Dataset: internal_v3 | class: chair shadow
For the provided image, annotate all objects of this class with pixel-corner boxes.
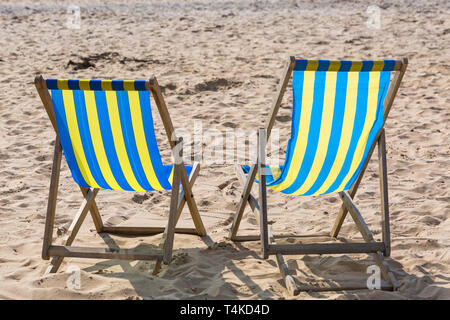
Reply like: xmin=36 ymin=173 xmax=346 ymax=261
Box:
xmin=268 ymin=249 xmax=449 ymax=298
xmin=80 ymin=232 xmax=275 ymax=299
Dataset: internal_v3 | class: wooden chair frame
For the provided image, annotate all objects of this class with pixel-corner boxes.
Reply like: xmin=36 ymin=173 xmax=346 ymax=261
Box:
xmin=229 ymin=56 xmax=408 ymax=294
xmin=35 ymin=75 xmax=207 ymax=275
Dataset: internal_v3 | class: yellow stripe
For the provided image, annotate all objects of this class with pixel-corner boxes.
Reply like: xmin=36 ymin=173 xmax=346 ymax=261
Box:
xmin=372 ymin=61 xmax=385 ymax=71
xmin=255 ymin=165 xmax=281 ymax=182
xmin=291 ymin=72 xmax=337 ymax=195
xmin=128 ymin=91 xmax=164 ymax=190
xmin=101 ymin=80 xmax=112 ymax=91
xmin=57 ymin=79 xmax=69 ymax=90
xmin=311 ymin=72 xmax=359 ymax=196
xmin=79 ymin=80 xmax=90 ymax=90
xmin=168 ymin=166 xmax=174 ymax=185
xmin=105 ymin=91 xmax=145 ymax=191
xmin=61 ymin=90 xmax=100 ymax=188
xmin=328 ymin=61 xmax=341 ymax=71
xmin=350 ymin=61 xmax=363 ymax=72
xmin=271 ymin=71 xmax=316 ymax=191
xmin=305 ymin=60 xmax=319 ymax=71
xmin=333 ymin=72 xmax=381 ymax=192
xmin=271 ymin=166 xmax=282 ymax=180
xmin=84 ymin=91 xmax=122 ymax=190
xmin=123 ymin=81 xmax=135 ymax=91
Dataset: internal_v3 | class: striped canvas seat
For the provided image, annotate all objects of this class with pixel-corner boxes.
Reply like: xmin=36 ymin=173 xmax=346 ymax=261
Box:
xmin=243 ymin=59 xmax=395 ymax=196
xmin=47 ymin=79 xmax=191 ymax=192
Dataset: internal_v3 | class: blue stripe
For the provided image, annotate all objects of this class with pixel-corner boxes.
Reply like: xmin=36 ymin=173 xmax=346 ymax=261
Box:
xmin=94 ymin=91 xmax=133 ymax=191
xmin=72 ymin=91 xmax=110 ymax=189
xmin=282 ymin=71 xmax=327 ymax=194
xmin=294 ymin=60 xmax=308 ymax=71
xmin=51 ymin=90 xmax=89 ymax=187
xmin=361 ymin=61 xmax=374 ymax=71
xmin=339 ymin=61 xmax=352 ymax=72
xmin=134 ymin=80 xmax=147 ymax=91
xmin=68 ymin=80 xmax=80 ymax=90
xmin=112 ymin=80 xmax=124 ymax=91
xmin=90 ymin=80 xmax=102 ymax=91
xmin=116 ymin=91 xmax=154 ymax=191
xmin=317 ymin=60 xmax=330 ymax=71
xmin=383 ymin=60 xmax=396 ymax=71
xmin=267 ymin=70 xmax=304 ymax=188
xmin=324 ymin=72 xmax=370 ymax=194
xmin=138 ymin=91 xmax=172 ymax=190
xmin=304 ymin=72 xmax=349 ymax=195
xmin=46 ymin=79 xmax=58 ymax=90
xmin=343 ymin=71 xmax=391 ymax=190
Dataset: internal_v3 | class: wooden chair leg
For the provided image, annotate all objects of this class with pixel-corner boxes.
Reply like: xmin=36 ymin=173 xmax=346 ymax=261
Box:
xmin=229 ymin=163 xmax=257 ymax=240
xmin=258 ymin=129 xmax=269 ymax=259
xmin=174 ymin=162 xmax=200 ymax=227
xmin=378 ymin=129 xmax=391 ymax=256
xmin=42 ymin=138 xmax=62 ymax=260
xmin=157 ymin=162 xmax=200 ymax=248
xmin=45 ymin=188 xmax=99 ymax=274
xmin=162 ymin=162 xmax=181 ymax=264
xmin=178 ymin=168 xmax=206 ymax=237
xmin=80 ymin=186 xmax=103 ymax=233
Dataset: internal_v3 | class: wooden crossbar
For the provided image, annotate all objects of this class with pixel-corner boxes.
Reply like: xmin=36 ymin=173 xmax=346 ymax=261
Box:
xmin=102 ymin=227 xmax=198 ymax=235
xmin=48 ymin=245 xmax=164 ymax=260
xmin=267 ymin=243 xmax=385 ymax=255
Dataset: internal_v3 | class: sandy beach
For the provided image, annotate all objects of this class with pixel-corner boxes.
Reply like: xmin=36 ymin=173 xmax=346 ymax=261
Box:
xmin=0 ymin=0 xmax=449 ymax=299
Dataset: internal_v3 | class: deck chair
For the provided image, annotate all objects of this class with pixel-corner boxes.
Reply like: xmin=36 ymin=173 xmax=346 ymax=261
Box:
xmin=35 ymin=76 xmax=207 ymax=275
xmin=229 ymin=57 xmax=408 ymax=294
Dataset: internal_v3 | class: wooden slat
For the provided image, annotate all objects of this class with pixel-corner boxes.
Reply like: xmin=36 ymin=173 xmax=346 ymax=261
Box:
xmin=383 ymin=58 xmax=408 ymax=123
xmin=232 ymin=234 xmax=332 ymax=242
xmin=174 ymin=162 xmax=200 ymax=226
xmin=102 ymin=226 xmax=198 ymax=235
xmin=34 ymin=75 xmax=58 ymax=132
xmin=163 ymin=142 xmax=181 ymax=264
xmin=295 ymin=280 xmax=393 ymax=292
xmin=258 ymin=129 xmax=269 ymax=259
xmin=149 ymin=76 xmax=206 ymax=236
xmin=80 ymin=186 xmax=103 ymax=233
xmin=268 ymin=242 xmax=385 ymax=255
xmin=378 ymin=129 xmax=391 ymax=256
xmin=229 ymin=163 xmax=258 ymax=239
xmin=48 ymin=245 xmax=163 ymax=260
xmin=265 ymin=56 xmax=296 ymax=138
xmin=42 ymin=137 xmax=62 ymax=260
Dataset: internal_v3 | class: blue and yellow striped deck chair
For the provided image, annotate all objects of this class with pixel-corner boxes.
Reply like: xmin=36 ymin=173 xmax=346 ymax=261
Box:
xmin=35 ymin=75 xmax=206 ymax=275
xmin=230 ymin=57 xmax=408 ymax=294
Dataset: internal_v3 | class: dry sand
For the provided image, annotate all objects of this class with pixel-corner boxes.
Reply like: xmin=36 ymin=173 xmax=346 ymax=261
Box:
xmin=0 ymin=0 xmax=449 ymax=299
